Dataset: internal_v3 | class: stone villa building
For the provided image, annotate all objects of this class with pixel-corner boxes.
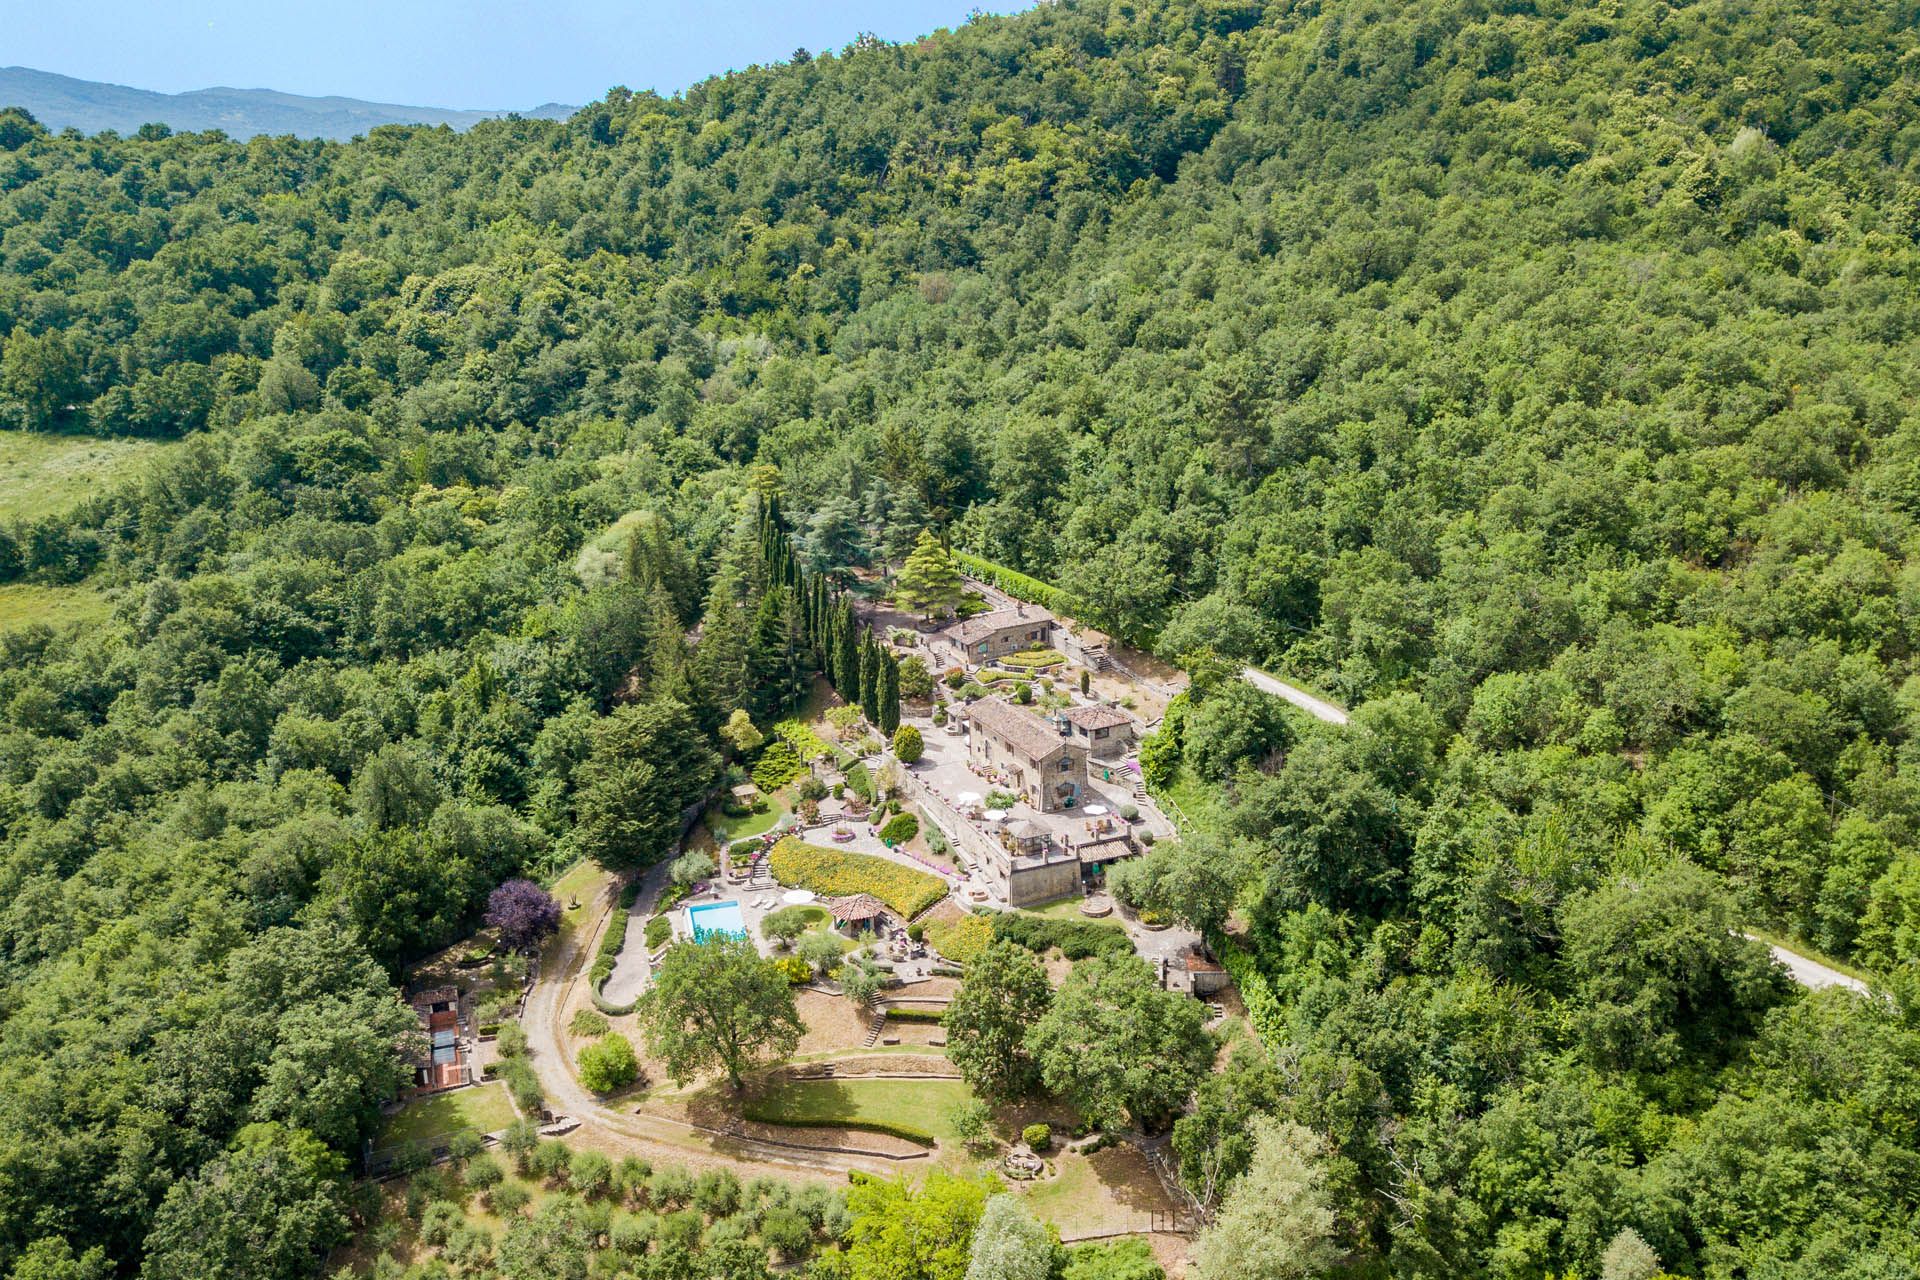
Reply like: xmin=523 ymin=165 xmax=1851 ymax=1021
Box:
xmin=938 ymin=604 xmax=1056 ymax=666
xmin=967 ymin=697 xmax=1088 ymax=812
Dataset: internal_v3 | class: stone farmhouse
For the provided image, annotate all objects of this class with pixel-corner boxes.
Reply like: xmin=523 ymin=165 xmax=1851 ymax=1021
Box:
xmin=1059 ymin=703 xmax=1137 ymax=758
xmin=938 ymin=603 xmax=1056 ymax=666
xmin=967 ymin=697 xmax=1088 ymax=813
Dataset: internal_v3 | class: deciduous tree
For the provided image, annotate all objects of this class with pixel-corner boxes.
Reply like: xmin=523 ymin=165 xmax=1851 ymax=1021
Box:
xmin=635 ymin=937 xmax=802 ymax=1089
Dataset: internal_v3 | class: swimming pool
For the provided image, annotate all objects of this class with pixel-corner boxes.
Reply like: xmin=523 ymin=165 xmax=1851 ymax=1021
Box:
xmin=687 ymin=899 xmax=748 ymax=943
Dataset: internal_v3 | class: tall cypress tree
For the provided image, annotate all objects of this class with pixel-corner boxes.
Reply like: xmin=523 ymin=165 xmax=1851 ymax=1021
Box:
xmin=860 ymin=632 xmax=882 ymax=725
xmin=835 ymin=601 xmax=860 ymax=696
xmin=879 ymin=653 xmax=901 ymax=735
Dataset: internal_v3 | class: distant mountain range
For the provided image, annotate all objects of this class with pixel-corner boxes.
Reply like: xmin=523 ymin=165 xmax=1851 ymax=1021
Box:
xmin=0 ymin=66 xmax=573 ymax=141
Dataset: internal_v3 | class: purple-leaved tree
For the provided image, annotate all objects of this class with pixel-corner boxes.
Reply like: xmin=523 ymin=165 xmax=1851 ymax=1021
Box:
xmin=487 ymin=878 xmax=561 ymax=953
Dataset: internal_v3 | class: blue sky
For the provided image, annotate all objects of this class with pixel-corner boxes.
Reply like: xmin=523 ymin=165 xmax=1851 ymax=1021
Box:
xmin=3 ymin=0 xmax=1016 ymax=109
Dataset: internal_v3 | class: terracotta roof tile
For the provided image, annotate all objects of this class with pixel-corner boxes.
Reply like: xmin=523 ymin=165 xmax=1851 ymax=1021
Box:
xmin=1063 ymin=704 xmax=1133 ymax=729
xmin=942 ymin=606 xmax=1054 ymax=647
xmin=968 ymin=697 xmax=1075 ymax=762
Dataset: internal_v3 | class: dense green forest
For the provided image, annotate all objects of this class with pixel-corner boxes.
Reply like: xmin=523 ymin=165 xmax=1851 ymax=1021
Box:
xmin=1 ymin=0 xmax=1919 ymax=1276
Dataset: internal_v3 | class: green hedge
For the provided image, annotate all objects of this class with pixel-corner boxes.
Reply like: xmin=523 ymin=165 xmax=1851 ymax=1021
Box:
xmin=844 ymin=761 xmax=874 ymax=803
xmin=497 ymin=1056 xmax=543 ymax=1114
xmin=952 ymin=551 xmax=1066 ymax=614
xmin=998 ymin=649 xmax=1067 ymax=670
xmin=737 ymin=1105 xmax=936 ymax=1147
xmin=991 ymin=911 xmax=1134 ymax=961
xmin=882 ymin=1006 xmax=946 ymax=1024
xmin=589 ymin=897 xmax=637 ymax=1016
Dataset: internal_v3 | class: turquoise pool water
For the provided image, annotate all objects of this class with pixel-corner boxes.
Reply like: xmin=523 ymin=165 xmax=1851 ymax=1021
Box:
xmin=687 ymin=900 xmax=747 ymax=943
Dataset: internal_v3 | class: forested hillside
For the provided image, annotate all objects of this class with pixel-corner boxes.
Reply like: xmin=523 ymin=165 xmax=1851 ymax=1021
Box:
xmin=1 ymin=0 xmax=1919 ymax=1276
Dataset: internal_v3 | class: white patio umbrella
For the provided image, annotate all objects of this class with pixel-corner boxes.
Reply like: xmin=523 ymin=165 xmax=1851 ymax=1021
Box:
xmin=980 ymin=809 xmax=1006 ymax=823
xmin=1084 ymin=804 xmax=1109 ymax=816
xmin=956 ymin=791 xmax=983 ymax=806
xmin=781 ymin=889 xmax=817 ymax=906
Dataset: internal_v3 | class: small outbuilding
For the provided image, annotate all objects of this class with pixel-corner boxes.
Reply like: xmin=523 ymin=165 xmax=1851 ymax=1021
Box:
xmin=825 ymin=893 xmax=895 ymax=935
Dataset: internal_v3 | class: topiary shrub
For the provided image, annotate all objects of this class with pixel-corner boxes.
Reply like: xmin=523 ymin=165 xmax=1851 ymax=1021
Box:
xmin=879 ymin=813 xmax=919 ymax=844
xmin=892 ymin=724 xmax=924 ymax=764
xmin=1022 ymin=1123 xmax=1052 ymax=1151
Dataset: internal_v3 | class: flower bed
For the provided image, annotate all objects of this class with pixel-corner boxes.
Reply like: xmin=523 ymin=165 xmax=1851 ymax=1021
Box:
xmin=923 ymin=912 xmax=994 ymax=966
xmin=768 ymin=837 xmax=948 ymax=918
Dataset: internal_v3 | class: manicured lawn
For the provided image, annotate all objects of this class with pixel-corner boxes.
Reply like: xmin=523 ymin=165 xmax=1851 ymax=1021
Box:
xmin=0 ymin=432 xmax=177 ymax=522
xmin=741 ymin=1076 xmax=975 ymax=1145
xmin=0 ymin=584 xmax=114 ymax=633
xmin=1016 ymin=1144 xmax=1175 ymax=1237
xmin=378 ymin=1083 xmax=519 ymax=1147
xmin=714 ymin=800 xmax=787 ymax=841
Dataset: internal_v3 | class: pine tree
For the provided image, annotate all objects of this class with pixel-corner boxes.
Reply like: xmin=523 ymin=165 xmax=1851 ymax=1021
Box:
xmin=894 ymin=528 xmax=963 ymax=621
xmin=691 ymin=569 xmax=751 ymax=729
xmin=642 ymin=580 xmax=693 ymax=707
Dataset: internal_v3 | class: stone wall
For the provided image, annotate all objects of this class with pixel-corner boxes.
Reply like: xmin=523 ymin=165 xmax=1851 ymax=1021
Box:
xmin=1006 ymin=858 xmax=1080 ymax=907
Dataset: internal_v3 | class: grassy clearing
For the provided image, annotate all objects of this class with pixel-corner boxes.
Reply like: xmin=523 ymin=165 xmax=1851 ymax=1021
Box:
xmin=0 ymin=432 xmax=175 ymax=522
xmin=741 ymin=1076 xmax=975 ymax=1145
xmin=1016 ymin=1144 xmax=1173 ymax=1237
xmin=1154 ymin=763 xmax=1227 ymax=838
xmin=548 ymin=861 xmax=613 ymax=948
xmin=0 ymin=584 xmax=114 ymax=633
xmin=377 ymin=1083 xmax=519 ymax=1147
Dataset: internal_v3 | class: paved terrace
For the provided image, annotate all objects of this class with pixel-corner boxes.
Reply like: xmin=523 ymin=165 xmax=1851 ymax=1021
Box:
xmin=902 ymin=707 xmax=1174 ymax=904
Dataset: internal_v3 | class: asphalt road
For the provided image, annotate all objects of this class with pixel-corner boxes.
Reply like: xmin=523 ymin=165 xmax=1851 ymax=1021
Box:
xmin=1745 ymin=934 xmax=1869 ymax=993
xmin=1241 ymin=667 xmax=1349 ymax=725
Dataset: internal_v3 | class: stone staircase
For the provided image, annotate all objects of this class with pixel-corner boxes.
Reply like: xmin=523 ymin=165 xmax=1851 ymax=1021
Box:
xmin=860 ymin=993 xmax=887 ymax=1049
